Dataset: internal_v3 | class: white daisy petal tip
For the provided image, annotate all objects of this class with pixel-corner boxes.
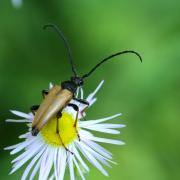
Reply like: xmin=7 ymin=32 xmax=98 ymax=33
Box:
xmin=119 ymin=124 xmax=126 ymax=127
xmin=116 ymin=113 xmax=122 ymax=117
xmin=10 ymin=151 xmax=16 ymax=155
xmin=110 ymin=160 xmax=118 ymax=165
xmin=18 ymin=133 xmax=29 ymax=139
xmin=5 ymin=119 xmax=12 ymax=122
xmin=119 ymin=141 xmax=126 ymax=145
xmin=86 ymin=80 xmax=105 ymax=103
xmin=99 ymin=79 xmax=104 ymax=86
xmin=4 ymin=147 xmax=10 ymax=151
xmin=10 ymin=110 xmax=30 ymax=119
xmin=103 ymin=171 xmax=109 ymax=177
xmin=5 ymin=81 xmax=125 ymax=179
xmin=10 ymin=109 xmax=16 ymax=114
xmin=98 ymin=80 xmax=104 ymax=91
xmin=9 ymin=168 xmax=16 ymax=175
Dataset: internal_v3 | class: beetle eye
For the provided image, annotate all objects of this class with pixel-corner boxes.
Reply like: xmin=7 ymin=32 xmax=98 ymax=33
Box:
xmin=71 ymin=77 xmax=83 ymax=86
xmin=77 ymin=79 xmax=83 ymax=86
xmin=79 ymin=80 xmax=83 ymax=86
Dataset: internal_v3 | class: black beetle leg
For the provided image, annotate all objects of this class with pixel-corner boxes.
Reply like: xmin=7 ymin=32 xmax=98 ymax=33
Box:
xmin=72 ymin=98 xmax=89 ymax=120
xmin=67 ymin=103 xmax=81 ymax=141
xmin=73 ymin=97 xmax=89 ymax=105
xmin=56 ymin=111 xmax=74 ymax=155
xmin=42 ymin=89 xmax=49 ymax=99
xmin=80 ymin=105 xmax=89 ymax=120
xmin=30 ymin=105 xmax=39 ymax=115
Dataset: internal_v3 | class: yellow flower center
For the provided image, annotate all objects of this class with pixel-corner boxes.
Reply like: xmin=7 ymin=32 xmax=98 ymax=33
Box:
xmin=40 ymin=112 xmax=78 ymax=147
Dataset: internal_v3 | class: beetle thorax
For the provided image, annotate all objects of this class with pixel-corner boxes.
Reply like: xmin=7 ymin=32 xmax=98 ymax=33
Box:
xmin=61 ymin=77 xmax=83 ymax=94
xmin=61 ymin=80 xmax=77 ymax=94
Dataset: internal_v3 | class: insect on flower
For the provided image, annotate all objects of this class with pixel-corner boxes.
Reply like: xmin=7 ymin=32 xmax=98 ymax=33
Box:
xmin=5 ymin=81 xmax=126 ymax=180
xmin=30 ymin=24 xmax=142 ymax=153
xmin=5 ymin=24 xmax=142 ymax=179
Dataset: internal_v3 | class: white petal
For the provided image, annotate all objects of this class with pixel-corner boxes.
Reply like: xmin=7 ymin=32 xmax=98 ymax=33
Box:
xmin=53 ymin=148 xmax=58 ymax=180
xmin=10 ymin=110 xmax=31 ymax=119
xmin=57 ymin=149 xmax=61 ymax=176
xmin=79 ymin=113 xmax=121 ymax=127
xmin=49 ymin=174 xmax=55 ymax=180
xmin=48 ymin=174 xmax=55 ymax=180
xmin=12 ymin=139 xmax=41 ymax=163
xmin=88 ymin=98 xmax=96 ymax=107
xmin=76 ymin=87 xmax=80 ymax=98
xmin=28 ymin=113 xmax=34 ymax=120
xmin=76 ymin=142 xmax=108 ymax=176
xmin=39 ymin=147 xmax=50 ymax=180
xmin=41 ymin=147 xmax=55 ymax=180
xmin=82 ymin=139 xmax=112 ymax=159
xmin=79 ymin=130 xmax=94 ymax=139
xmin=72 ymin=144 xmax=89 ymax=172
xmin=80 ymin=141 xmax=116 ymax=166
xmin=30 ymin=154 xmax=43 ymax=180
xmin=88 ymin=123 xmax=125 ymax=129
xmin=88 ymin=136 xmax=125 ymax=145
xmin=19 ymin=132 xmax=30 ymax=139
xmin=4 ymin=143 xmax=22 ymax=150
xmin=58 ymin=148 xmax=67 ymax=180
xmin=79 ymin=141 xmax=111 ymax=167
xmin=83 ymin=126 xmax=120 ymax=134
xmin=10 ymin=138 xmax=36 ymax=155
xmin=73 ymin=156 xmax=85 ymax=180
xmin=10 ymin=141 xmax=44 ymax=174
xmin=68 ymin=152 xmax=75 ymax=180
xmin=21 ymin=146 xmax=46 ymax=180
xmin=80 ymin=88 xmax=84 ymax=99
xmin=6 ymin=119 xmax=31 ymax=123
xmin=86 ymin=80 xmax=104 ymax=102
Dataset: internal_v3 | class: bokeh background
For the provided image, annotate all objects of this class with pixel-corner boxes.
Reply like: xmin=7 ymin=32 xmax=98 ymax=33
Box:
xmin=0 ymin=0 xmax=180 ymax=179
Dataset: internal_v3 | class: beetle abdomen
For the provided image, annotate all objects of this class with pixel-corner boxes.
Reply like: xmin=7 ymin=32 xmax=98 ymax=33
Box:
xmin=31 ymin=86 xmax=73 ymax=136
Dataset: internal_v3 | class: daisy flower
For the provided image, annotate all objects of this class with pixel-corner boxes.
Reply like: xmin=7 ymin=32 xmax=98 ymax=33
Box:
xmin=5 ymin=80 xmax=125 ymax=180
xmin=11 ymin=0 xmax=23 ymax=8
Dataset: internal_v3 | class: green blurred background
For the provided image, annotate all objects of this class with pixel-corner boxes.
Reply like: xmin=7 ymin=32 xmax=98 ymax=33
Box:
xmin=0 ymin=0 xmax=180 ymax=179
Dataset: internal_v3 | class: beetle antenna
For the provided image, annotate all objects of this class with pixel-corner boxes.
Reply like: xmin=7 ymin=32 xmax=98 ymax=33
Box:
xmin=43 ymin=23 xmax=78 ymax=77
xmin=82 ymin=50 xmax=142 ymax=79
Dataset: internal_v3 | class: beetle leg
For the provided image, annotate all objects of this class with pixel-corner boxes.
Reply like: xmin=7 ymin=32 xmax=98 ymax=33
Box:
xmin=31 ymin=105 xmax=40 ymax=136
xmin=73 ymin=97 xmax=89 ymax=105
xmin=68 ymin=103 xmax=79 ymax=111
xmin=30 ymin=105 xmax=39 ymax=115
xmin=56 ymin=112 xmax=74 ymax=155
xmin=80 ymin=105 xmax=89 ymax=120
xmin=72 ymin=98 xmax=89 ymax=121
xmin=42 ymin=89 xmax=49 ymax=98
xmin=67 ymin=103 xmax=81 ymax=141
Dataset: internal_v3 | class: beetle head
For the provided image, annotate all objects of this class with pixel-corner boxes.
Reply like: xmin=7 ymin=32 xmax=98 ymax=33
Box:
xmin=71 ymin=76 xmax=84 ymax=87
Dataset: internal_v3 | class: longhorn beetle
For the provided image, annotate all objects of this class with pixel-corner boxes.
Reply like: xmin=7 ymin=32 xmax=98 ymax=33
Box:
xmin=31 ymin=24 xmax=142 ymax=152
